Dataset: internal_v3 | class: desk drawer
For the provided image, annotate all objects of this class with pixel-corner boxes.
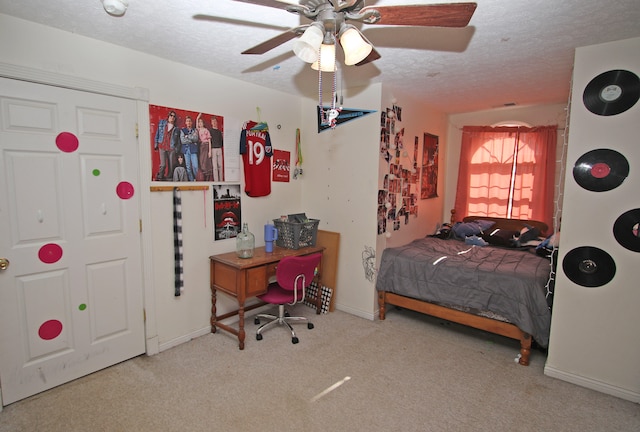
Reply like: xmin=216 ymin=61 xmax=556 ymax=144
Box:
xmin=246 ymin=266 xmax=268 ymax=297
xmin=266 ymin=263 xmax=278 ymax=281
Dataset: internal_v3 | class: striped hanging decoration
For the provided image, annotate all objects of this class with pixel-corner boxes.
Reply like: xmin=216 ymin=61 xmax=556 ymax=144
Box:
xmin=173 ymin=187 xmax=184 ymax=296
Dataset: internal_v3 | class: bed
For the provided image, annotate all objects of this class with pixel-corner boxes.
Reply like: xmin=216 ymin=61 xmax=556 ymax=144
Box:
xmin=376 ymin=214 xmax=553 ymax=366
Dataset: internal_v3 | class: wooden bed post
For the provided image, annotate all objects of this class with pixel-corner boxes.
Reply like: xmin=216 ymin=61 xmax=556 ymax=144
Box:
xmin=519 ymin=334 xmax=532 ymax=366
xmin=378 ymin=291 xmax=387 ymax=320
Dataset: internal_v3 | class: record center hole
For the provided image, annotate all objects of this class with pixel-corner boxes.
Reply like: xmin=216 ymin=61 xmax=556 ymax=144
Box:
xmin=579 ymin=259 xmax=597 ymax=274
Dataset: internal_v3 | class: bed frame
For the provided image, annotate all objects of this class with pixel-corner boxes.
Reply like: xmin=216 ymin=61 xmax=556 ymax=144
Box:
xmin=377 ymin=211 xmax=549 ymax=366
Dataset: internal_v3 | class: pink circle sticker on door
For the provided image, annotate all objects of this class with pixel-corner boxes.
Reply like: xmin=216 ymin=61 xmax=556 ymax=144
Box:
xmin=55 ymin=132 xmax=79 ymax=153
xmin=116 ymin=181 xmax=135 ymax=199
xmin=39 ymin=319 xmax=63 ymax=340
xmin=38 ymin=243 xmax=63 ymax=264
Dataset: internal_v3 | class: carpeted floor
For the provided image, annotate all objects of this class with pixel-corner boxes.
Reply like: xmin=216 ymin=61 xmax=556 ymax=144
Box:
xmin=0 ymin=306 xmax=638 ymax=431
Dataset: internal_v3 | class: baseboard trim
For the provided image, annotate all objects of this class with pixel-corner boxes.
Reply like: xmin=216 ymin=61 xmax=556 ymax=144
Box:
xmin=544 ymin=365 xmax=640 ymax=403
xmin=158 ymin=327 xmax=212 ymax=353
xmin=156 ymin=305 xmax=273 ymax=353
xmin=335 ymin=304 xmax=375 ymax=321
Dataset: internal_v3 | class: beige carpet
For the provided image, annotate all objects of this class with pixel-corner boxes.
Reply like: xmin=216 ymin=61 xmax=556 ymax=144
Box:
xmin=1 ymin=306 xmax=638 ymax=432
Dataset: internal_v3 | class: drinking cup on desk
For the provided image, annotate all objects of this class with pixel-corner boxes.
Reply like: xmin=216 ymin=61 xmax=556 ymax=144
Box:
xmin=264 ymin=224 xmax=278 ymax=253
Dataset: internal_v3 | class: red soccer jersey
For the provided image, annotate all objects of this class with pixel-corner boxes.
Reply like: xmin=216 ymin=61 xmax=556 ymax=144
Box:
xmin=240 ymin=121 xmax=273 ymax=197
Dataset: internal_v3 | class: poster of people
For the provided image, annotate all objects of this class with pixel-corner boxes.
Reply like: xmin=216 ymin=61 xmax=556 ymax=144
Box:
xmin=149 ymin=104 xmax=224 ymax=182
xmin=213 ymin=184 xmax=242 ymax=241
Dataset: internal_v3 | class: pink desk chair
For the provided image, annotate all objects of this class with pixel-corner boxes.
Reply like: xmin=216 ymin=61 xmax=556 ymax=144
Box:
xmin=254 ymin=253 xmax=322 ymax=344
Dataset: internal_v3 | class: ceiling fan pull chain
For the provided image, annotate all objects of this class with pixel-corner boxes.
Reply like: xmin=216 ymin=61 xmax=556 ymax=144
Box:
xmin=318 ymin=46 xmax=326 ymax=125
xmin=327 ymin=66 xmax=341 ymax=129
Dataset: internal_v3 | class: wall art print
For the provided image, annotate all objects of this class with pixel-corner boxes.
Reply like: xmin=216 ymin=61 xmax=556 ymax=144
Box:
xmin=213 ymin=184 xmax=242 ymax=241
xmin=420 ymin=133 xmax=439 ymax=199
xmin=149 ymin=104 xmax=224 ymax=183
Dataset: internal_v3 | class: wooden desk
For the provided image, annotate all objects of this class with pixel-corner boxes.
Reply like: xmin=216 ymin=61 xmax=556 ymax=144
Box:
xmin=209 ymin=245 xmax=324 ymax=349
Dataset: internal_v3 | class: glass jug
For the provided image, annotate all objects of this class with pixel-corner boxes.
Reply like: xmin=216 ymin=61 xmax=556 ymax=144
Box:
xmin=236 ymin=223 xmax=255 ymax=259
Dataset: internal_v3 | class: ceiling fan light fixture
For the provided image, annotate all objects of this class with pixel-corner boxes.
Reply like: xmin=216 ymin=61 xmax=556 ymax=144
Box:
xmin=340 ymin=25 xmax=373 ymax=66
xmin=311 ymin=43 xmax=336 ymax=72
xmin=292 ymin=23 xmax=324 ymax=63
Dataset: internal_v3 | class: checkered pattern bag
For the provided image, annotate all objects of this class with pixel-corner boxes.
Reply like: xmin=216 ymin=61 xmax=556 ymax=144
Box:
xmin=304 ymin=281 xmax=332 ymax=314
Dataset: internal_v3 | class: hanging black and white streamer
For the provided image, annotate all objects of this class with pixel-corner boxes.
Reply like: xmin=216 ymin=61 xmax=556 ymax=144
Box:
xmin=173 ymin=187 xmax=184 ymax=296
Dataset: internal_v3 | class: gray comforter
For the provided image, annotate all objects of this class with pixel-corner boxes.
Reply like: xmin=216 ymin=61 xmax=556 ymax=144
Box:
xmin=376 ymin=237 xmax=552 ymax=347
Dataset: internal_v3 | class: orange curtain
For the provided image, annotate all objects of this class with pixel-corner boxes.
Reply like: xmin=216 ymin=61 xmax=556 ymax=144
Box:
xmin=454 ymin=125 xmax=556 ymax=230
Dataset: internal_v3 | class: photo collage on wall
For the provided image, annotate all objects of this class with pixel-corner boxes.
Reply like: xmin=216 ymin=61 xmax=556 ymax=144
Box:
xmin=378 ymin=104 xmax=420 ymax=235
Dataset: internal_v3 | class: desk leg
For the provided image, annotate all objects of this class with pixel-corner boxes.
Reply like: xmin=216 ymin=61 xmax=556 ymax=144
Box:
xmin=237 ymin=302 xmax=246 ymax=350
xmin=210 ymin=288 xmax=217 ymax=334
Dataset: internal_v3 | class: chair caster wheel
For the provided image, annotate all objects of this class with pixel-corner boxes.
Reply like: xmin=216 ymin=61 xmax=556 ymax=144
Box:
xmin=308 ymin=323 xmax=314 ymax=330
xmin=285 ymin=311 xmax=291 ymax=317
xmin=254 ymin=318 xmax=260 ymax=325
xmin=256 ymin=334 xmax=263 ymax=341
xmin=292 ymin=337 xmax=299 ymax=344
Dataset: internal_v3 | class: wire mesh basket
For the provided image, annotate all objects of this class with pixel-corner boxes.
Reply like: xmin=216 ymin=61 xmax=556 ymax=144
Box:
xmin=272 ymin=219 xmax=320 ymax=250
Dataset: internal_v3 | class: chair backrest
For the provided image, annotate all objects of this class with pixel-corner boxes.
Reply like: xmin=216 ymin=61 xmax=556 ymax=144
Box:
xmin=276 ymin=253 xmax=322 ymax=292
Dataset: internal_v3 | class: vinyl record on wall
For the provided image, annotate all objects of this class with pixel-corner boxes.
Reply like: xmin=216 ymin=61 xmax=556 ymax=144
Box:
xmin=573 ymin=148 xmax=629 ymax=192
xmin=583 ymin=69 xmax=640 ymax=116
xmin=562 ymin=246 xmax=616 ymax=287
xmin=613 ymin=209 xmax=640 ymax=253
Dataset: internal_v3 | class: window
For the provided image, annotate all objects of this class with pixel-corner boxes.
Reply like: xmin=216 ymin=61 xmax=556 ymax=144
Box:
xmin=454 ymin=125 xmax=557 ymax=229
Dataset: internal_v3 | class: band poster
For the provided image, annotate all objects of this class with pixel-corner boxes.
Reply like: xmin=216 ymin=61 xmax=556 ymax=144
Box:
xmin=149 ymin=104 xmax=225 ymax=182
xmin=213 ymin=184 xmax=242 ymax=241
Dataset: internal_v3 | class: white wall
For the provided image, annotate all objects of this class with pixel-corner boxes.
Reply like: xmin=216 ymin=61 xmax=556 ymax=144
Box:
xmin=545 ymin=37 xmax=640 ymax=403
xmin=299 ymin=84 xmax=382 ymax=319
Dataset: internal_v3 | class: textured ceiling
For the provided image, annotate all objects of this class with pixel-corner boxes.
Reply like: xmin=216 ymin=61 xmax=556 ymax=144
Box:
xmin=1 ymin=0 xmax=640 ymax=114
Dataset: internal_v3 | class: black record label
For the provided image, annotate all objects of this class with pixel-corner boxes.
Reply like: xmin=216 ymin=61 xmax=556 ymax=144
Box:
xmin=563 ymin=246 xmax=616 ymax=287
xmin=613 ymin=209 xmax=640 ymax=253
xmin=583 ymin=69 xmax=640 ymax=116
xmin=573 ymin=148 xmax=629 ymax=192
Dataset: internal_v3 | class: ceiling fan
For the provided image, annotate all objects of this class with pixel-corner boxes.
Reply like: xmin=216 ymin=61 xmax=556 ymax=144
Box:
xmin=234 ymin=1 xmax=478 ymax=70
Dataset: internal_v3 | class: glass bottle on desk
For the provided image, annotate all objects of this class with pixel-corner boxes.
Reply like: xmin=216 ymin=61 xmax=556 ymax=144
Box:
xmin=236 ymin=223 xmax=255 ymax=259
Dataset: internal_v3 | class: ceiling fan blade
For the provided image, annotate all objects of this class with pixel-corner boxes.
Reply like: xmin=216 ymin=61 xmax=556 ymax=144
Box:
xmin=193 ymin=14 xmax=289 ymax=30
xmin=361 ymin=3 xmax=477 ymax=28
xmin=242 ymin=26 xmax=307 ymax=55
xmin=355 ymin=47 xmax=381 ymax=66
xmin=232 ymin=0 xmax=294 ymax=10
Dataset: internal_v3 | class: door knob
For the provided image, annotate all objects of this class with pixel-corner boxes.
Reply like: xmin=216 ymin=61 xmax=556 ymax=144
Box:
xmin=0 ymin=258 xmax=9 ymax=270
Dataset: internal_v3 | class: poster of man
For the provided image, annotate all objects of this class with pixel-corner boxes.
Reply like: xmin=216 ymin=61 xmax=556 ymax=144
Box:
xmin=149 ymin=104 xmax=224 ymax=182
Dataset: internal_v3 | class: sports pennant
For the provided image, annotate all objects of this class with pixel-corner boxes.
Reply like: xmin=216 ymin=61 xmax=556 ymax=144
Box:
xmin=317 ymin=106 xmax=377 ymax=133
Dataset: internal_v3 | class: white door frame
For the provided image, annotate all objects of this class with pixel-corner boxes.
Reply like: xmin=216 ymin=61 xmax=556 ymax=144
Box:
xmin=0 ymin=62 xmax=159 ymax=365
